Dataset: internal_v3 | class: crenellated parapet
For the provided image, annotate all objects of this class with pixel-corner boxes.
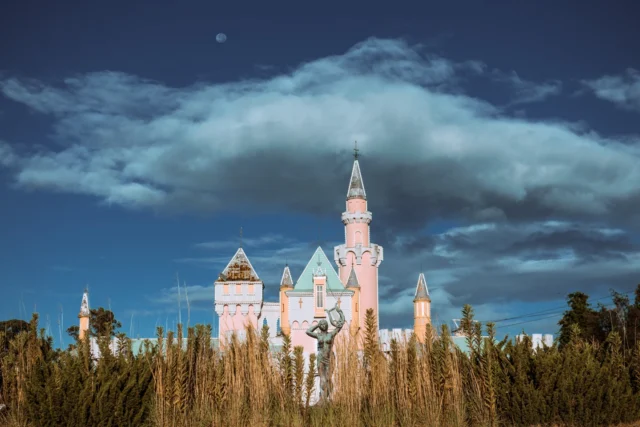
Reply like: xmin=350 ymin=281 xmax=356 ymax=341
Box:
xmin=341 ymin=210 xmax=372 ymax=225
xmin=334 ymin=243 xmax=383 ymax=267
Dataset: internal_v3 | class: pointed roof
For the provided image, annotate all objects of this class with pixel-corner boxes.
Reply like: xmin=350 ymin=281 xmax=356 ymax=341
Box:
xmin=347 ymin=160 xmax=367 ymax=200
xmin=414 ymin=273 xmax=430 ymax=301
xmin=293 ymin=247 xmax=349 ymax=292
xmin=280 ymin=265 xmax=294 ymax=288
xmin=79 ymin=289 xmax=90 ymax=317
xmin=217 ymin=248 xmax=260 ymax=282
xmin=346 ymin=265 xmax=360 ymax=288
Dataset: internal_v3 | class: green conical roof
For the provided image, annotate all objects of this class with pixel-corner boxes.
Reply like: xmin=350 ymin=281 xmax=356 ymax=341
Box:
xmin=293 ymin=246 xmax=348 ymax=292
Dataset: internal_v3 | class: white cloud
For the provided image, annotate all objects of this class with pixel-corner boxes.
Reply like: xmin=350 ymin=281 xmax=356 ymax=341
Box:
xmin=583 ymin=68 xmax=640 ymax=112
xmin=2 ymin=37 xmax=640 ymax=334
xmin=0 ymin=37 xmax=637 ymax=226
xmin=493 ymin=70 xmax=562 ymax=104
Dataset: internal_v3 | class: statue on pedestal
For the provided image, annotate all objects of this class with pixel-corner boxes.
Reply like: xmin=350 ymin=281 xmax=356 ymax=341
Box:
xmin=306 ymin=303 xmax=345 ymax=403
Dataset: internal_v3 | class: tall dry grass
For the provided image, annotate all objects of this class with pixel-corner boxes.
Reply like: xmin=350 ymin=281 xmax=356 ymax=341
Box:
xmin=2 ymin=308 xmax=640 ymax=426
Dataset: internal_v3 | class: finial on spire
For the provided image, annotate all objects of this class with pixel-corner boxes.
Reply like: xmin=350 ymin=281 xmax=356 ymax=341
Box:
xmin=239 ymin=227 xmax=243 ymax=248
xmin=354 ymin=140 xmax=359 ymax=160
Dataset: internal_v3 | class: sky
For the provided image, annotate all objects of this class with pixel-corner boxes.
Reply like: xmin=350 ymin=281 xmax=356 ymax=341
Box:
xmin=1 ymin=1 xmax=639 ymax=346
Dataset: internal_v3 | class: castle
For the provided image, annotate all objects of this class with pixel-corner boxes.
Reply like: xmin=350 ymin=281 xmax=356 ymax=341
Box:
xmin=211 ymin=149 xmax=431 ymax=352
xmin=76 ymin=149 xmax=433 ymax=354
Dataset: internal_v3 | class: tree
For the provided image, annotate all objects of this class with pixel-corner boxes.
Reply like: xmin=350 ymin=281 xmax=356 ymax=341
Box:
xmin=66 ymin=307 xmax=122 ymax=340
xmin=558 ymin=292 xmax=599 ymax=347
xmin=0 ymin=319 xmax=30 ymax=352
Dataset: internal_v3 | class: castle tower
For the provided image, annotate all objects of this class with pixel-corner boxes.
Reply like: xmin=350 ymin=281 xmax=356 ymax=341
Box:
xmin=279 ymin=265 xmax=294 ymax=335
xmin=334 ymin=143 xmax=384 ymax=331
xmin=78 ymin=288 xmax=90 ymax=340
xmin=214 ymin=247 xmax=264 ymax=342
xmin=413 ymin=273 xmax=431 ymax=343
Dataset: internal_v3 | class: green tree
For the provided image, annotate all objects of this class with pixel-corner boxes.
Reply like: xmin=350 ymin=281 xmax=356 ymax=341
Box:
xmin=558 ymin=292 xmax=599 ymax=347
xmin=66 ymin=307 xmax=122 ymax=340
xmin=0 ymin=319 xmax=29 ymax=350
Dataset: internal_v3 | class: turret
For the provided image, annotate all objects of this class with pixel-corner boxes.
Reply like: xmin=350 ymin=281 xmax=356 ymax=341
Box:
xmin=413 ymin=273 xmax=431 ymax=343
xmin=279 ymin=265 xmax=294 ymax=335
xmin=335 ymin=142 xmax=383 ymax=335
xmin=78 ymin=288 xmax=90 ymax=340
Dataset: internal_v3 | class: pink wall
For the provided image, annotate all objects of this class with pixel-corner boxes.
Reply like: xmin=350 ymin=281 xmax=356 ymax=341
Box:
xmin=346 ymin=199 xmax=367 ymax=213
xmin=345 ymin=222 xmax=369 ymax=247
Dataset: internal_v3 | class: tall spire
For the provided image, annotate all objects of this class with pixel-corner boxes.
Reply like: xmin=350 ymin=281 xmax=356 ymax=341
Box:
xmin=280 ymin=265 xmax=293 ymax=288
xmin=79 ymin=288 xmax=90 ymax=317
xmin=347 ymin=148 xmax=367 ymax=200
xmin=414 ymin=273 xmax=430 ymax=301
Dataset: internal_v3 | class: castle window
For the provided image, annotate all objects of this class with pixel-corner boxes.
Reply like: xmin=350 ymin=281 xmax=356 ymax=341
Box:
xmin=223 ymin=284 xmax=229 ymax=295
xmin=316 ymin=285 xmax=324 ymax=308
xmin=248 ymin=284 xmax=254 ymax=294
xmin=235 ymin=284 xmax=241 ymax=294
xmin=263 ymin=318 xmax=268 ymax=327
xmin=276 ymin=318 xmax=281 ymax=334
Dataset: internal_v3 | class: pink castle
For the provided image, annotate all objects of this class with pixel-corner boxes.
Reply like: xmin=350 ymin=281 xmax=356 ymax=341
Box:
xmin=211 ymin=146 xmax=431 ymax=351
xmin=75 ymin=146 xmax=432 ymax=355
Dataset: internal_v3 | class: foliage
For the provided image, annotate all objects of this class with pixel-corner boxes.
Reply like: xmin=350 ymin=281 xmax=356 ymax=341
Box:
xmin=66 ymin=307 xmax=122 ymax=340
xmin=1 ymin=295 xmax=640 ymax=426
xmin=559 ymin=285 xmax=640 ymax=352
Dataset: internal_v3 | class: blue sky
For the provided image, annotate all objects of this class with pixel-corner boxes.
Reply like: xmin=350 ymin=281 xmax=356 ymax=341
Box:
xmin=1 ymin=1 xmax=639 ymax=346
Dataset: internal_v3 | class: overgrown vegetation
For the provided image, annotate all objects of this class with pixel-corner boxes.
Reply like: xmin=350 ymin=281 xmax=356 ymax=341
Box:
xmin=1 ymin=290 xmax=640 ymax=426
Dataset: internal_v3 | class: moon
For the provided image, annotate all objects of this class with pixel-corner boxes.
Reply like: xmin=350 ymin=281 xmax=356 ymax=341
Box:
xmin=216 ymin=33 xmax=227 ymax=43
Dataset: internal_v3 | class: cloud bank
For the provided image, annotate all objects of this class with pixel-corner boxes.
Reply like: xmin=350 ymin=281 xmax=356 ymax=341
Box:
xmin=2 ymin=38 xmax=639 ymax=332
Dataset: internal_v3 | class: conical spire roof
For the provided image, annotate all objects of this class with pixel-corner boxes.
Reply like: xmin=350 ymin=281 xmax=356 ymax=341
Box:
xmin=79 ymin=288 xmax=90 ymax=317
xmin=346 ymin=264 xmax=360 ymax=288
xmin=347 ymin=160 xmax=367 ymax=200
xmin=218 ymin=248 xmax=260 ymax=281
xmin=414 ymin=273 xmax=430 ymax=301
xmin=280 ymin=265 xmax=294 ymax=288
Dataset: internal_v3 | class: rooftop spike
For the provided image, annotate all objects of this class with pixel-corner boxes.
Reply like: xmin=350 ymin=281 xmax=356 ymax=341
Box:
xmin=280 ymin=265 xmax=294 ymax=288
xmin=347 ymin=158 xmax=367 ymax=200
xmin=414 ymin=273 xmax=430 ymax=301
xmin=346 ymin=264 xmax=360 ymax=288
xmin=79 ymin=289 xmax=90 ymax=317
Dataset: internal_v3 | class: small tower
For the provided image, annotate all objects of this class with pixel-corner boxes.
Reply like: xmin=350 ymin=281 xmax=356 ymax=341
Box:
xmin=78 ymin=288 xmax=90 ymax=340
xmin=279 ymin=264 xmax=294 ymax=335
xmin=413 ymin=273 xmax=431 ymax=343
xmin=345 ymin=262 xmax=361 ymax=336
xmin=214 ymin=247 xmax=264 ymax=342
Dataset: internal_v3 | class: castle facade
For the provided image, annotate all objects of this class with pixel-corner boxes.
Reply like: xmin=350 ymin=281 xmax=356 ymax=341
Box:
xmin=212 ymin=152 xmax=431 ymax=351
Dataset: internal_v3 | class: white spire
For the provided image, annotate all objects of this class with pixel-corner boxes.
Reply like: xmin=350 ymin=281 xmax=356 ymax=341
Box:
xmin=280 ymin=265 xmax=293 ymax=288
xmin=414 ymin=273 xmax=430 ymax=301
xmin=347 ymin=159 xmax=367 ymax=200
xmin=79 ymin=288 xmax=90 ymax=317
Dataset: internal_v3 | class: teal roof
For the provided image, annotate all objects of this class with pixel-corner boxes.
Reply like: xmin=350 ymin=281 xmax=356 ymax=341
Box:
xmin=293 ymin=246 xmax=349 ymax=292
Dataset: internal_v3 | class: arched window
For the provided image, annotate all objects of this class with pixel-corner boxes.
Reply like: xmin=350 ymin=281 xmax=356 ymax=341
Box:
xmin=276 ymin=318 xmax=281 ymax=335
xmin=355 ymin=230 xmax=362 ymax=245
xmin=263 ymin=318 xmax=268 ymax=327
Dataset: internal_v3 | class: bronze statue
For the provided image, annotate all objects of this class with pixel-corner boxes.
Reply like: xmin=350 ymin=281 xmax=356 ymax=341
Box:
xmin=306 ymin=303 xmax=345 ymax=402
